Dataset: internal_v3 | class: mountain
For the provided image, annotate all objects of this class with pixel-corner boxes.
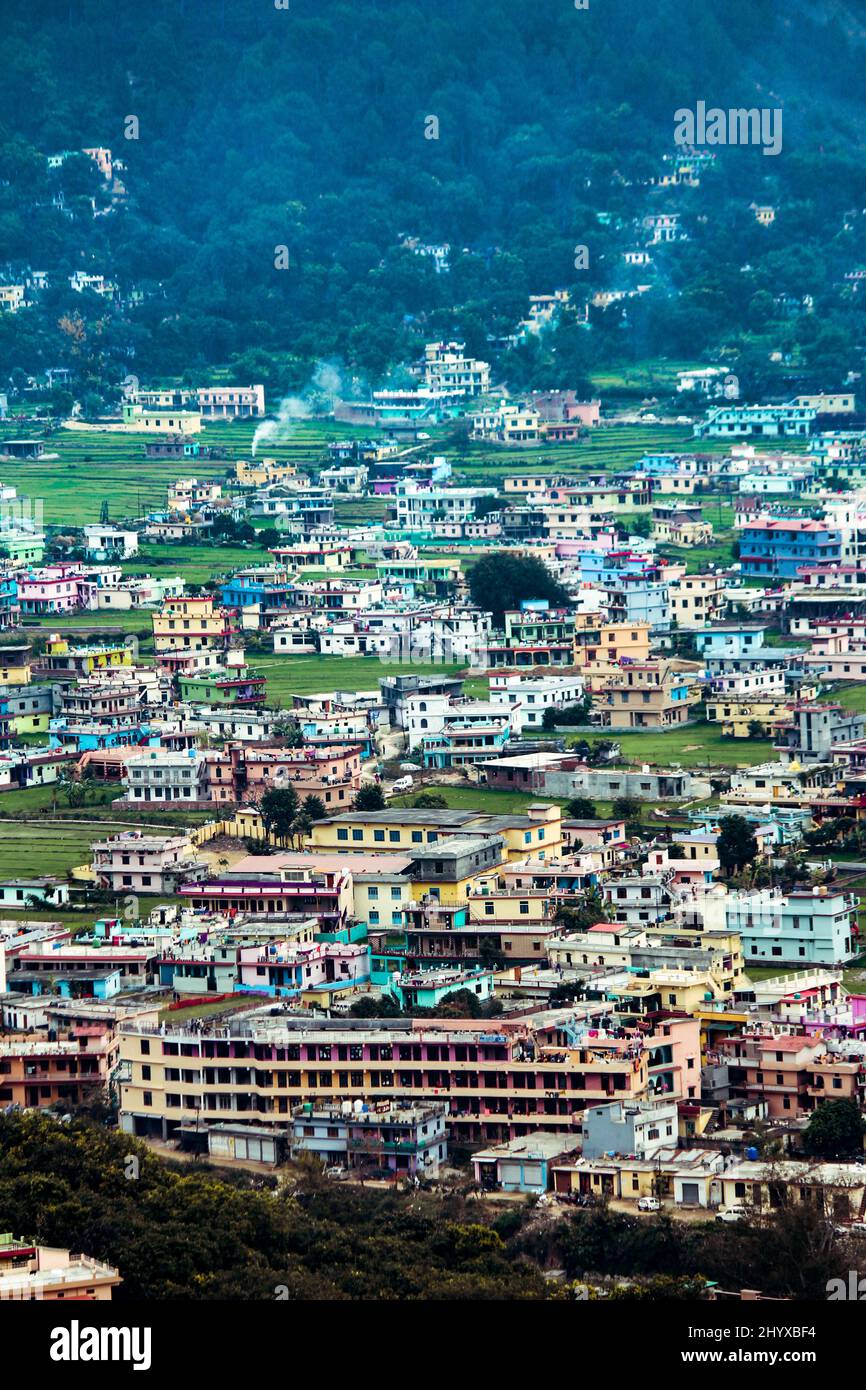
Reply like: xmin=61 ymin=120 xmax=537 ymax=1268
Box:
xmin=1 ymin=0 xmax=866 ymax=402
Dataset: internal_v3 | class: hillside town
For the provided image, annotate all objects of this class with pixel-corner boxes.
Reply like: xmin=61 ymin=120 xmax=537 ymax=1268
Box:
xmin=6 ymin=0 xmax=866 ymax=1337
xmin=4 ymin=352 xmax=866 ymax=1303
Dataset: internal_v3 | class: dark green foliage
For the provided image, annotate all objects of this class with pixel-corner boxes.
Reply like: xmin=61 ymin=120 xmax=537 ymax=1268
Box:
xmin=353 ymin=784 xmax=386 ymax=812
xmin=559 ymin=1203 xmax=848 ymax=1301
xmin=0 ymin=1113 xmax=546 ymax=1300
xmin=611 ymin=797 xmax=641 ymax=821
xmin=2 ymin=2 xmax=866 ymax=397
xmin=259 ymin=786 xmax=299 ymax=841
xmin=564 ymin=796 xmax=597 ymax=819
xmin=717 ymin=814 xmax=759 ymax=875
xmin=542 ymin=695 xmax=592 ymax=729
xmin=803 ymin=1100 xmax=866 ymax=1160
xmin=468 ymin=555 xmax=570 ymax=627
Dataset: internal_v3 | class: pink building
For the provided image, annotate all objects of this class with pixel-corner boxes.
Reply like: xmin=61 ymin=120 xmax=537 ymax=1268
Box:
xmin=237 ymin=940 xmax=370 ymax=994
xmin=16 ymin=564 xmax=97 ymax=615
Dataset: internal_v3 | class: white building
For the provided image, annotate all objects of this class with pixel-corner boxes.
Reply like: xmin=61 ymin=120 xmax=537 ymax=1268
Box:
xmin=82 ymin=525 xmax=139 ymax=560
xmin=489 ymin=674 xmax=585 ymax=733
xmin=422 ymin=341 xmax=490 ymax=397
xmin=725 ymin=888 xmax=858 ymax=967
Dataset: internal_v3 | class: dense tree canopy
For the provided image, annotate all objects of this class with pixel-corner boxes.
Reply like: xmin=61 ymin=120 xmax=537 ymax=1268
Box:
xmin=716 ymin=815 xmax=759 ymax=876
xmin=468 ymin=554 xmax=570 ymax=627
xmin=0 ymin=1113 xmax=545 ymax=1300
xmin=804 ymin=1100 xmax=866 ymax=1160
xmin=2 ymin=0 xmax=866 ymax=398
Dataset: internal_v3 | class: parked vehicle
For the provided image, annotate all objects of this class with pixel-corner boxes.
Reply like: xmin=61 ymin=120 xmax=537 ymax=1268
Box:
xmin=637 ymin=1196 xmax=661 ymax=1212
xmin=391 ymin=775 xmax=413 ymax=793
xmin=835 ymin=1221 xmax=866 ymax=1238
xmin=326 ymin=1166 xmax=350 ymax=1180
xmin=715 ymin=1205 xmax=747 ymax=1223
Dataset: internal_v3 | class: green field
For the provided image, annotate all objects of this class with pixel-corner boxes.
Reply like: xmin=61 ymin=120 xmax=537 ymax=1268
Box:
xmin=576 ymin=722 xmax=776 ymax=769
xmin=0 ymin=418 xmax=344 ymax=526
xmin=253 ymin=654 xmax=465 ymax=704
xmin=0 ymin=783 xmax=212 ymax=827
xmin=0 ymin=823 xmax=98 ymax=877
xmin=820 ymin=682 xmax=866 ymax=713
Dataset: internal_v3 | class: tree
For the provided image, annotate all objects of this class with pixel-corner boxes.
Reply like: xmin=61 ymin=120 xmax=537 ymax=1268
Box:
xmin=542 ymin=695 xmax=592 ymax=729
xmin=413 ymin=791 xmax=448 ymax=809
xmin=289 ymin=812 xmax=313 ymax=848
xmin=57 ymin=768 xmax=86 ymax=808
xmin=717 ymin=815 xmax=758 ymax=876
xmin=349 ymin=994 xmax=402 ymax=1018
xmin=612 ymin=797 xmax=641 ymax=822
xmin=467 ymin=554 xmax=571 ymax=627
xmin=804 ymin=1100 xmax=866 ymax=1160
xmin=272 ymin=715 xmax=304 ymax=748
xmin=747 ymin=720 xmax=767 ymax=739
xmin=554 ymin=889 xmax=608 ymax=933
xmin=564 ymin=796 xmax=597 ymax=819
xmin=259 ymin=786 xmax=299 ymax=842
xmin=353 ymin=784 xmax=385 ymax=812
xmin=301 ymin=794 xmax=327 ymax=822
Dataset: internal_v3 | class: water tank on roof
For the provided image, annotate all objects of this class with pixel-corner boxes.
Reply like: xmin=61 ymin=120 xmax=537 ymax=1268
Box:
xmin=745 ymin=1146 xmax=759 ymax=1161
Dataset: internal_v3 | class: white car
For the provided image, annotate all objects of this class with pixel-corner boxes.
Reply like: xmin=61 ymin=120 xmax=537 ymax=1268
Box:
xmin=716 ymin=1205 xmax=747 ymax=1223
xmin=390 ymin=775 xmax=413 ymax=793
xmin=637 ymin=1196 xmax=661 ymax=1212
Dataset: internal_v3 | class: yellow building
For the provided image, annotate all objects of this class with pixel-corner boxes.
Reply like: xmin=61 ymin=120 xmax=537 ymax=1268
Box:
xmin=0 ymin=640 xmax=32 ymax=685
xmin=608 ymin=968 xmax=730 ymax=1021
xmin=234 ymin=457 xmax=298 ymax=488
xmin=307 ymin=806 xmax=562 ymax=863
xmin=152 ymin=596 xmax=231 ymax=654
xmin=591 ymin=660 xmax=702 ymax=729
xmin=43 ymin=636 xmax=131 ymax=677
xmin=573 ymin=617 xmax=651 ymax=671
xmin=704 ymin=695 xmax=791 ymax=738
xmin=668 ymin=573 xmax=726 ymax=630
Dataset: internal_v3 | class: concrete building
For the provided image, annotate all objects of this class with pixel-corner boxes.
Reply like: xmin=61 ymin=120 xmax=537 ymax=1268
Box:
xmin=725 ymin=888 xmax=858 ymax=967
xmin=0 ymin=1237 xmax=121 ymax=1301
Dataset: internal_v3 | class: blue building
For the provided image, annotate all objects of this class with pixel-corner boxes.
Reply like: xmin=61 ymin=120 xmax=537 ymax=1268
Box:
xmin=220 ymin=573 xmax=296 ymax=611
xmin=739 ymin=518 xmax=842 ymax=579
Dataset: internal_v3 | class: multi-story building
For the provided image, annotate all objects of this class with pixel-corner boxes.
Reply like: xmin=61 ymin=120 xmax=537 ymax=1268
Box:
xmin=291 ymin=1103 xmax=448 ymax=1177
xmin=591 ymin=660 xmax=701 ymax=729
xmin=0 ymin=1237 xmax=121 ymax=1301
xmin=740 ymin=518 xmax=844 ymax=579
xmin=92 ymin=833 xmax=208 ymax=896
xmin=725 ymin=888 xmax=859 ymax=967
xmin=774 ymin=702 xmax=866 ymax=765
xmin=117 ymin=1009 xmax=696 ymax=1145
xmin=714 ymin=1033 xmax=865 ymax=1120
xmin=651 ymin=504 xmax=712 ymax=547
xmin=152 ymin=595 xmax=234 ymax=655
xmin=0 ymin=1033 xmax=110 ymax=1108
xmin=422 ymin=341 xmax=490 ymax=396
xmin=694 ymin=402 xmax=817 ymax=438
xmin=178 ymin=655 xmax=265 ymax=708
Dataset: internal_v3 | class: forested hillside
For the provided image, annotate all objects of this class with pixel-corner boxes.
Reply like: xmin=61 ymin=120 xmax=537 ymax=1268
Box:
xmin=2 ymin=0 xmax=866 ymax=402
